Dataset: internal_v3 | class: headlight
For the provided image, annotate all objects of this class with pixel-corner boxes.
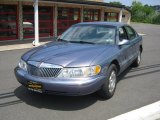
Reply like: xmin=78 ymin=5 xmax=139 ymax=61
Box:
xmin=57 ymin=65 xmax=101 ymax=78
xmin=18 ymin=59 xmax=27 ymax=71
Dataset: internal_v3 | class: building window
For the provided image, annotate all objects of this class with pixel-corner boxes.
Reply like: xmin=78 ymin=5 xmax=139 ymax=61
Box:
xmin=0 ymin=5 xmax=18 ymax=41
xmin=57 ymin=7 xmax=80 ymax=35
xmin=83 ymin=9 xmax=100 ymax=22
xmin=23 ymin=6 xmax=53 ymax=38
xmin=104 ymin=12 xmax=119 ymax=22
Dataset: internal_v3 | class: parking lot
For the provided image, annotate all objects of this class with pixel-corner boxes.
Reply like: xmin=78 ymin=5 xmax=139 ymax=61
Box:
xmin=0 ymin=23 xmax=160 ymax=120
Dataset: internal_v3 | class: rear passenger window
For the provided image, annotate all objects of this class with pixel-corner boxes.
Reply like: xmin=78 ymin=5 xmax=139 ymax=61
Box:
xmin=125 ymin=26 xmax=137 ymax=40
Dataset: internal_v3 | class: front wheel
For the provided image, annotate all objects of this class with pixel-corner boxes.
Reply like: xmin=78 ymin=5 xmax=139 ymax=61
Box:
xmin=97 ymin=64 xmax=117 ymax=99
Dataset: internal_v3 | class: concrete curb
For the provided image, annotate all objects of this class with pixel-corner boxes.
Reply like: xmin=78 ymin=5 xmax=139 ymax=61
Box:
xmin=109 ymin=101 xmax=160 ymax=120
xmin=0 ymin=41 xmax=49 ymax=52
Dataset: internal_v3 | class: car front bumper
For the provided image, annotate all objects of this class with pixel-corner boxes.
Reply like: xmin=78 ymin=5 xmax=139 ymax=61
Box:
xmin=14 ymin=67 xmax=106 ymax=96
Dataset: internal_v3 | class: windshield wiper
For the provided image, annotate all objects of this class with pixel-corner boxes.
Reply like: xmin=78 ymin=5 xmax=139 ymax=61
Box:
xmin=57 ymin=39 xmax=69 ymax=42
xmin=69 ymin=41 xmax=95 ymax=44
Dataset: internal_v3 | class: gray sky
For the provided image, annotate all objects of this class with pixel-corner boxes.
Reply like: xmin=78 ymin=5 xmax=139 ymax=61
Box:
xmin=104 ymin=0 xmax=160 ymax=6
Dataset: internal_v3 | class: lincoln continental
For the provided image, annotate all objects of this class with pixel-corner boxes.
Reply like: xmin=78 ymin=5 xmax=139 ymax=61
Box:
xmin=15 ymin=22 xmax=143 ymax=99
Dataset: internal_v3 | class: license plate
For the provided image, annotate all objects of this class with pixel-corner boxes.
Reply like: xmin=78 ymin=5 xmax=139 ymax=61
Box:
xmin=28 ymin=81 xmax=43 ymax=93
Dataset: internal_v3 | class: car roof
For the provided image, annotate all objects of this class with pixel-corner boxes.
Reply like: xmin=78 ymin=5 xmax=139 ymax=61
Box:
xmin=77 ymin=22 xmax=127 ymax=27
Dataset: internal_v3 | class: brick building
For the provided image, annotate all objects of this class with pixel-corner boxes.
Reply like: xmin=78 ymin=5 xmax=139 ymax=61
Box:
xmin=0 ymin=0 xmax=131 ymax=43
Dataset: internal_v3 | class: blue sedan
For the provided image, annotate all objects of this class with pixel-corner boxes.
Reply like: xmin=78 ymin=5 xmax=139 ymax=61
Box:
xmin=15 ymin=22 xmax=143 ymax=99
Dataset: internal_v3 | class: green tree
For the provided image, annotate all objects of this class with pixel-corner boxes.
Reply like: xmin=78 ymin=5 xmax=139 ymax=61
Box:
xmin=131 ymin=1 xmax=144 ymax=22
xmin=131 ymin=1 xmax=160 ymax=24
xmin=152 ymin=13 xmax=160 ymax=24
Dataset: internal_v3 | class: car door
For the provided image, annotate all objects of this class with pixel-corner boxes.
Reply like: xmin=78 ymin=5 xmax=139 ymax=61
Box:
xmin=124 ymin=26 xmax=139 ymax=63
xmin=118 ymin=26 xmax=132 ymax=71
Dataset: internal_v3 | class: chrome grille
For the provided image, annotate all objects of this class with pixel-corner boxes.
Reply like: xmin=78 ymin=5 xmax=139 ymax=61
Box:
xmin=27 ymin=64 xmax=62 ymax=78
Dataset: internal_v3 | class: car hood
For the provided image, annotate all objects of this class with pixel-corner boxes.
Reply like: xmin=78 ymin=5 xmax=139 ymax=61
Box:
xmin=22 ymin=42 xmax=113 ymax=67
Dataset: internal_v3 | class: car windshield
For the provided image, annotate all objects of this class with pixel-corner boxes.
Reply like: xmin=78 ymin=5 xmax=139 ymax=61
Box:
xmin=59 ymin=24 xmax=116 ymax=44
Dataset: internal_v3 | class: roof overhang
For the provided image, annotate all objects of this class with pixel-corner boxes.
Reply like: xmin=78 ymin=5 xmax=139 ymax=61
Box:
xmin=39 ymin=0 xmax=131 ymax=13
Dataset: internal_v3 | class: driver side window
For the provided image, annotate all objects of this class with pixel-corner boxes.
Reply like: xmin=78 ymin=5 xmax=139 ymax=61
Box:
xmin=119 ymin=27 xmax=128 ymax=41
xmin=124 ymin=26 xmax=137 ymax=40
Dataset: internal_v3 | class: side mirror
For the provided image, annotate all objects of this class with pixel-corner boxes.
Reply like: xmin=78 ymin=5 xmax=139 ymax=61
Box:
xmin=118 ymin=39 xmax=129 ymax=46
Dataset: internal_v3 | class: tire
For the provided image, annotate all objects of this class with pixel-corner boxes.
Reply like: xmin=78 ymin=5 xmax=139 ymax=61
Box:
xmin=97 ymin=64 xmax=117 ymax=99
xmin=133 ymin=50 xmax=141 ymax=67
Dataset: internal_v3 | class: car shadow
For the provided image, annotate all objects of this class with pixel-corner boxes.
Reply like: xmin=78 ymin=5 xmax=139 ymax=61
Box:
xmin=117 ymin=66 xmax=132 ymax=82
xmin=14 ymin=86 xmax=99 ymax=111
xmin=119 ymin=64 xmax=160 ymax=81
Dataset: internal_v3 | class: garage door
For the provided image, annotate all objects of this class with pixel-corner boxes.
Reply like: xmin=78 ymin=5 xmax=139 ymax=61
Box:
xmin=0 ymin=4 xmax=18 ymax=41
xmin=83 ymin=9 xmax=100 ymax=22
xmin=104 ymin=12 xmax=119 ymax=22
xmin=23 ymin=6 xmax=53 ymax=38
xmin=57 ymin=7 xmax=80 ymax=35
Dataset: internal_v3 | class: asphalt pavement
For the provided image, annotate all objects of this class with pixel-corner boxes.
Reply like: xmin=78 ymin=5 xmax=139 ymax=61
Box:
xmin=0 ymin=23 xmax=160 ymax=120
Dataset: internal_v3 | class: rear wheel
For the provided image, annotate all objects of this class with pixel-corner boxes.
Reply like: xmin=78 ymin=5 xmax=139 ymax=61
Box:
xmin=97 ymin=64 xmax=117 ymax=99
xmin=133 ymin=50 xmax=141 ymax=67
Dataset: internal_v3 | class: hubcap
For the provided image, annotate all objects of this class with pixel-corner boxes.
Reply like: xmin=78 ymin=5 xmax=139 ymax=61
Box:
xmin=108 ymin=70 xmax=116 ymax=93
xmin=137 ymin=52 xmax=141 ymax=64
